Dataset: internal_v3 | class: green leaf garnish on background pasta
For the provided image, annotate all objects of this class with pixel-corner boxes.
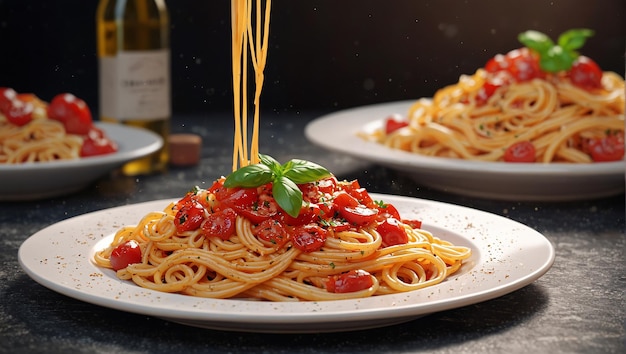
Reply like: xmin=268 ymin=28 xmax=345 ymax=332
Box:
xmin=518 ymin=28 xmax=594 ymax=72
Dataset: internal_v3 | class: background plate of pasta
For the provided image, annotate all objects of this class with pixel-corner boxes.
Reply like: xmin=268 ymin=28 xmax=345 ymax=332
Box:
xmin=306 ymin=100 xmax=624 ymax=201
xmin=0 ymin=89 xmax=163 ymax=200
xmin=307 ymin=30 xmax=625 ymax=201
xmin=19 ymin=194 xmax=554 ymax=333
xmin=0 ymin=122 xmax=162 ymax=201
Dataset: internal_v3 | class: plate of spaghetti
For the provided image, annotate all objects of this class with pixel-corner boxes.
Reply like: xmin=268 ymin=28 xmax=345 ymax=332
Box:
xmin=18 ymin=188 xmax=554 ymax=333
xmin=0 ymin=122 xmax=162 ymax=200
xmin=0 ymin=88 xmax=163 ymax=200
xmin=306 ymin=29 xmax=625 ymax=201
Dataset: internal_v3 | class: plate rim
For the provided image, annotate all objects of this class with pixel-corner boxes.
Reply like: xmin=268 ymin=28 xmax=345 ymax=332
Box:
xmin=18 ymin=195 xmax=555 ymax=331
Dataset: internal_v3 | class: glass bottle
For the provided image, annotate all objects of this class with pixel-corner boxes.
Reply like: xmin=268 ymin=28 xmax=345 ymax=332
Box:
xmin=96 ymin=0 xmax=170 ymax=175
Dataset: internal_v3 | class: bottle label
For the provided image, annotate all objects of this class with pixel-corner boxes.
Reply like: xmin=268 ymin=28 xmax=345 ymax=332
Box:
xmin=99 ymin=49 xmax=171 ymax=120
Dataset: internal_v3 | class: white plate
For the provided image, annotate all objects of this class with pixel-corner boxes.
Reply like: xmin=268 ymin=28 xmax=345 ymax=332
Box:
xmin=18 ymin=195 xmax=554 ymax=333
xmin=305 ymin=100 xmax=625 ymax=200
xmin=0 ymin=122 xmax=163 ymax=201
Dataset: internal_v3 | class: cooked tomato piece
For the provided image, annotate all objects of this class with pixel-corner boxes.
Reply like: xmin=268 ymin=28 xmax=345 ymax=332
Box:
xmin=374 ymin=202 xmax=422 ymax=230
xmin=207 ymin=179 xmax=226 ymax=195
xmin=475 ymin=81 xmax=499 ymax=106
xmin=237 ymin=196 xmax=278 ymax=224
xmin=475 ymin=72 xmax=510 ymax=106
xmin=290 ymin=224 xmax=327 ymax=252
xmin=299 ymin=182 xmax=324 ymax=203
xmin=338 ymin=180 xmax=374 ymax=206
xmin=316 ymin=201 xmax=336 ymax=221
xmin=3 ymin=99 xmax=34 ymax=126
xmin=376 ymin=203 xmax=401 ymax=221
xmin=201 ymin=208 xmax=237 ymax=240
xmin=0 ymin=87 xmax=17 ymax=114
xmin=333 ymin=191 xmax=378 ymax=226
xmin=212 ymin=182 xmax=277 ymax=223
xmin=237 ymin=208 xmax=270 ymax=224
xmin=508 ymin=51 xmax=544 ymax=82
xmin=385 ymin=116 xmax=409 ymax=134
xmin=332 ymin=191 xmax=359 ymax=208
xmin=216 ymin=187 xmax=259 ymax=210
xmin=176 ymin=191 xmax=198 ymax=208
xmin=377 ymin=218 xmax=409 ymax=247
xmin=485 ymin=48 xmax=544 ymax=82
xmin=327 ymin=219 xmax=352 ymax=233
xmin=110 ymin=240 xmax=142 ymax=271
xmin=340 ymin=205 xmax=379 ymax=226
xmin=402 ymin=219 xmax=423 ymax=229
xmin=279 ymin=202 xmax=321 ymax=226
xmin=253 ymin=219 xmax=290 ymax=248
xmin=337 ymin=179 xmax=361 ymax=193
xmin=348 ymin=188 xmax=375 ymax=207
xmin=568 ymin=56 xmax=603 ymax=90
xmin=316 ymin=176 xmax=338 ymax=195
xmin=485 ymin=53 xmax=507 ymax=73
xmin=174 ymin=200 xmax=206 ymax=232
xmin=47 ymin=93 xmax=93 ymax=134
xmin=504 ymin=141 xmax=536 ymax=162
xmin=80 ymin=126 xmax=118 ymax=157
xmin=585 ymin=134 xmax=625 ymax=162
xmin=327 ymin=269 xmax=374 ymax=293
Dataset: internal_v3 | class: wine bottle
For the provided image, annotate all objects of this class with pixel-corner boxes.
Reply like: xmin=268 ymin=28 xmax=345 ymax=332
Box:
xmin=96 ymin=0 xmax=170 ymax=175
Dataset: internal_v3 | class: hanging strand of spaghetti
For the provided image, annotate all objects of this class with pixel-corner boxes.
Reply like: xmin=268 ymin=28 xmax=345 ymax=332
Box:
xmin=246 ymin=0 xmax=271 ymax=164
xmin=240 ymin=0 xmax=250 ymax=167
xmin=230 ymin=0 xmax=246 ymax=171
xmin=231 ymin=0 xmax=271 ymax=170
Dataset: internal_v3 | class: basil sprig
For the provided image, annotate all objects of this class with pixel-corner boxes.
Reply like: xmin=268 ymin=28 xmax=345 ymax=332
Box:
xmin=223 ymin=154 xmax=331 ymax=218
xmin=518 ymin=28 xmax=594 ymax=72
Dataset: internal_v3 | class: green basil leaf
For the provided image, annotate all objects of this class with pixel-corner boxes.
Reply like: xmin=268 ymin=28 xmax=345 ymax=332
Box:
xmin=258 ymin=153 xmax=282 ymax=175
xmin=541 ymin=46 xmax=576 ymax=72
xmin=518 ymin=30 xmax=553 ymax=54
xmin=539 ymin=46 xmax=572 ymax=72
xmin=223 ymin=164 xmax=274 ymax=188
xmin=558 ymin=28 xmax=594 ymax=51
xmin=283 ymin=159 xmax=331 ymax=184
xmin=272 ymin=176 xmax=303 ymax=218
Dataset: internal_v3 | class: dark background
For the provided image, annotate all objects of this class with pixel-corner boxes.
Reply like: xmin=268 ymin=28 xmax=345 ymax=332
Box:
xmin=0 ymin=0 xmax=624 ymax=116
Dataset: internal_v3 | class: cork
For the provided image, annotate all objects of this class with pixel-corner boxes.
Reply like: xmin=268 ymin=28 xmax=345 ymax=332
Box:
xmin=169 ymin=133 xmax=202 ymax=166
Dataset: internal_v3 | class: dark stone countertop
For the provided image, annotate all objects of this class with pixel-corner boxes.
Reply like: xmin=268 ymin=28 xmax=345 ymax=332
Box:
xmin=1 ymin=111 xmax=624 ymax=354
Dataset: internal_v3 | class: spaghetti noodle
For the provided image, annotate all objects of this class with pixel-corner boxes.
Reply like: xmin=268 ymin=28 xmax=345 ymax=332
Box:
xmin=231 ymin=0 xmax=271 ymax=169
xmin=0 ymin=118 xmax=83 ymax=163
xmin=93 ymin=0 xmax=471 ymax=301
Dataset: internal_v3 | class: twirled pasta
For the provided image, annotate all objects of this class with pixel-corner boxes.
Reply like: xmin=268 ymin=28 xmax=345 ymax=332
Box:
xmin=363 ymin=69 xmax=625 ymax=163
xmin=0 ymin=119 xmax=83 ymax=163
xmin=94 ymin=194 xmax=471 ymax=301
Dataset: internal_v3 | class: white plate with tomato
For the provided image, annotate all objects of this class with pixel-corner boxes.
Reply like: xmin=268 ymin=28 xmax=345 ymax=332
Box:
xmin=18 ymin=194 xmax=554 ymax=333
xmin=0 ymin=89 xmax=163 ymax=201
xmin=305 ymin=100 xmax=625 ymax=201
xmin=0 ymin=121 xmax=162 ymax=200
